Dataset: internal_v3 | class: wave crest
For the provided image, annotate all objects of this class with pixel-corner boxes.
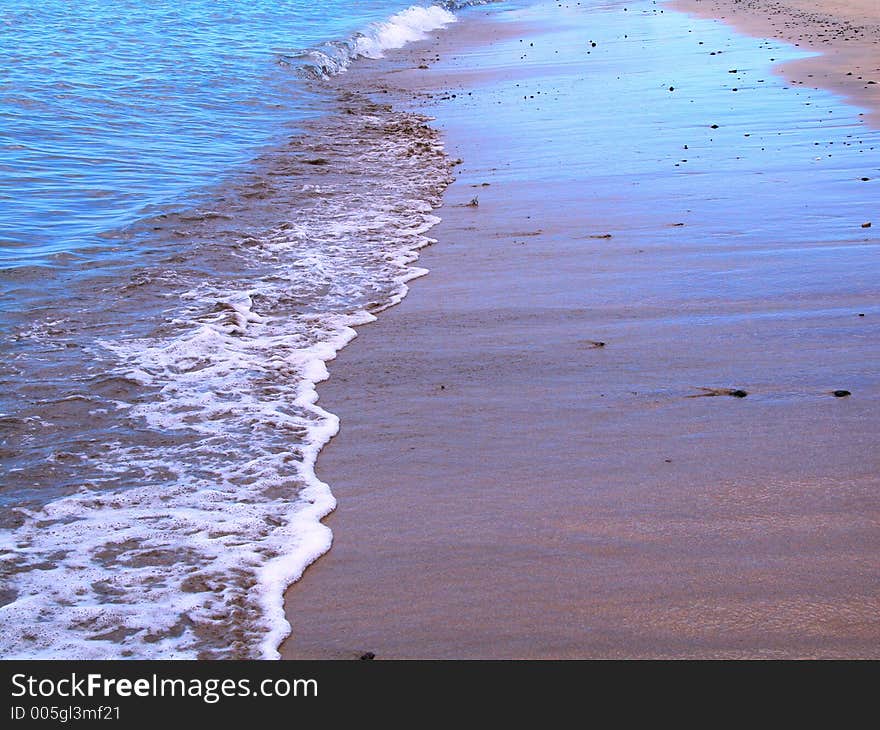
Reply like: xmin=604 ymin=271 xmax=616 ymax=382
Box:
xmin=283 ymin=2 xmax=494 ymax=79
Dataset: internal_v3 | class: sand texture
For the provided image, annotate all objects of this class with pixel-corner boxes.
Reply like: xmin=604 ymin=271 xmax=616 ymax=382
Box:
xmin=672 ymin=0 xmax=880 ymax=126
xmin=281 ymin=1 xmax=880 ymax=658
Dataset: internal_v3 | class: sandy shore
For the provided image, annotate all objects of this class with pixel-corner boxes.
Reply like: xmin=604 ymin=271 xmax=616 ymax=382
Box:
xmin=280 ymin=0 xmax=880 ymax=659
xmin=672 ymin=0 xmax=880 ymax=126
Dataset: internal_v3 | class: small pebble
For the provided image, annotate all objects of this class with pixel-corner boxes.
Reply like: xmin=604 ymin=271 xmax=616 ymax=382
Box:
xmin=833 ymin=390 xmax=851 ymax=398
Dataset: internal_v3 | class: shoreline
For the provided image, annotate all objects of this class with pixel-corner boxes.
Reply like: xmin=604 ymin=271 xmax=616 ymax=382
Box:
xmin=670 ymin=0 xmax=880 ymax=127
xmin=279 ymin=0 xmax=880 ymax=659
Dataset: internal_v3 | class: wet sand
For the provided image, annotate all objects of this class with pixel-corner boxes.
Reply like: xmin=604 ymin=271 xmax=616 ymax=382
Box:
xmin=280 ymin=0 xmax=880 ymax=659
xmin=672 ymin=0 xmax=880 ymax=126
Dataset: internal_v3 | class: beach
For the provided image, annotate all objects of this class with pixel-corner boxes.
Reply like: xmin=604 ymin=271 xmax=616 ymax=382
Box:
xmin=1 ymin=0 xmax=877 ymax=661
xmin=1 ymin=1 xmax=470 ymax=659
xmin=280 ymin=0 xmax=880 ymax=659
xmin=673 ymin=0 xmax=880 ymax=126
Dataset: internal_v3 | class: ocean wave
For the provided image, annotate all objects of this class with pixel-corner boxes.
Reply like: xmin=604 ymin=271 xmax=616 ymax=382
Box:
xmin=0 ymin=94 xmax=454 ymax=659
xmin=284 ymin=2 xmax=497 ymax=78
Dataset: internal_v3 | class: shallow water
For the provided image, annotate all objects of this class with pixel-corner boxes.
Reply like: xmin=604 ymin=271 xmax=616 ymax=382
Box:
xmin=0 ymin=0 xmax=463 ymax=263
xmin=0 ymin=1 xmax=487 ymax=659
xmin=2 ymin=0 xmax=877 ymax=660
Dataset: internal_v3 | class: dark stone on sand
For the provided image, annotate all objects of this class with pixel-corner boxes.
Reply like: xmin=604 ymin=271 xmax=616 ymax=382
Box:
xmin=710 ymin=124 xmax=719 ymax=129
xmin=303 ymin=158 xmax=329 ymax=165
xmin=360 ymin=652 xmax=376 ymax=660
xmin=833 ymin=390 xmax=851 ymax=398
xmin=730 ymin=389 xmax=748 ymax=398
xmin=0 ymin=588 xmax=17 ymax=609
xmin=0 ymin=509 xmax=28 ymax=530
xmin=669 ymin=86 xmax=675 ymax=91
xmin=861 ymin=222 xmax=872 ymax=228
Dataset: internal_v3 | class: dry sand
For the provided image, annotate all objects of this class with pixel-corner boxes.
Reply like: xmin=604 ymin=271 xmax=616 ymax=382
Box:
xmin=280 ymin=1 xmax=880 ymax=659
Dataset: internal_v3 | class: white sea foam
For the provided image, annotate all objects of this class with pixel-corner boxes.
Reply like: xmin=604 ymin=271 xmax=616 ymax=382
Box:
xmin=294 ymin=4 xmax=459 ymax=78
xmin=0 ymin=98 xmax=453 ymax=658
xmin=354 ymin=6 xmax=456 ymax=58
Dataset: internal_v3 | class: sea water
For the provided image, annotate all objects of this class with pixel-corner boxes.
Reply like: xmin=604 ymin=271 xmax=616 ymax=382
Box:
xmin=0 ymin=0 xmax=494 ymax=658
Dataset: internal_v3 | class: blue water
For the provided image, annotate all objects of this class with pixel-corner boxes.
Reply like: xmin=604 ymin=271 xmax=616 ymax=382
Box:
xmin=0 ymin=0 xmax=447 ymax=263
xmin=0 ymin=0 xmax=484 ymax=659
xmin=1 ymin=0 xmax=876 ymax=661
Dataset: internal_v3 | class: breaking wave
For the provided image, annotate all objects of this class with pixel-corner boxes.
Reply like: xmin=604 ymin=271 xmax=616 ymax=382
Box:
xmin=0 ymin=88 xmax=455 ymax=658
xmin=284 ymin=2 xmax=497 ymax=78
